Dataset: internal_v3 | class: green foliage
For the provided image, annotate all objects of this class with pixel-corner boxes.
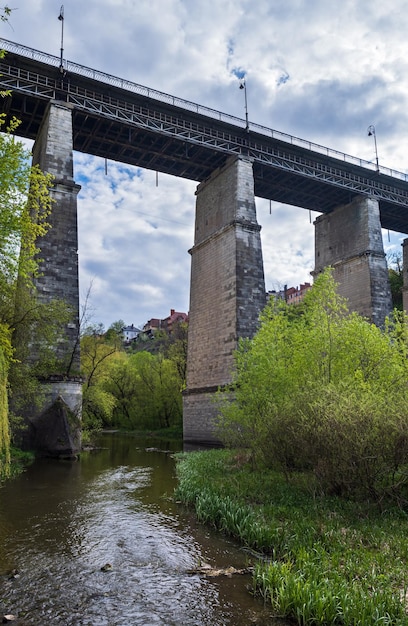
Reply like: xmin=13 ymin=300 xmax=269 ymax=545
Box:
xmin=218 ymin=268 xmax=408 ymax=503
xmin=80 ymin=331 xmax=121 ymax=435
xmin=80 ymin=320 xmax=186 ymax=436
xmin=104 ymin=351 xmax=183 ymax=430
xmin=254 ymin=556 xmax=406 ymax=625
xmin=164 ymin=321 xmax=188 ymax=389
xmin=176 ymin=449 xmax=408 ymax=626
xmin=1 ymin=6 xmax=11 ymax=21
xmin=105 ymin=319 xmax=125 ymax=343
xmin=0 ymin=122 xmax=53 ymax=315
xmin=388 ymin=253 xmax=403 ymax=310
xmin=1 ymin=130 xmax=72 ymax=422
xmin=0 ymin=63 xmax=61 ymax=461
xmin=0 ymin=344 xmax=10 ymax=477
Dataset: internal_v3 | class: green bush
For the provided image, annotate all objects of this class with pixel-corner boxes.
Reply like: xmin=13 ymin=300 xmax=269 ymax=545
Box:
xmin=0 ymin=343 xmax=10 ymax=478
xmin=218 ymin=268 xmax=408 ymax=504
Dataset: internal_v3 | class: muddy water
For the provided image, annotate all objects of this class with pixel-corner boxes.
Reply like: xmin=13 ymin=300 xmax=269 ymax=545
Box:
xmin=0 ymin=433 xmax=283 ymax=625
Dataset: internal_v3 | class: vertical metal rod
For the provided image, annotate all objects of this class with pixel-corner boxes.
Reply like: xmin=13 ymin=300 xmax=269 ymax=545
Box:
xmin=58 ymin=6 xmax=64 ymax=74
xmin=239 ymin=79 xmax=249 ymax=132
xmin=367 ymin=124 xmax=379 ymax=173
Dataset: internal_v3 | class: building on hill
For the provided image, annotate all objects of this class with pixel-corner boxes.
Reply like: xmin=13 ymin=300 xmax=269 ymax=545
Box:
xmin=142 ymin=309 xmax=188 ymax=338
xmin=285 ymin=282 xmax=311 ymax=305
xmin=122 ymin=323 xmax=142 ymax=344
xmin=268 ymin=287 xmax=286 ymax=302
xmin=161 ymin=309 xmax=189 ymax=334
xmin=267 ymin=282 xmax=312 ymax=306
xmin=142 ymin=317 xmax=162 ymax=338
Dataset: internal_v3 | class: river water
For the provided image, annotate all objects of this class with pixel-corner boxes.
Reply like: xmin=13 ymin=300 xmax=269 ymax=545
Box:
xmin=0 ymin=433 xmax=281 ymax=625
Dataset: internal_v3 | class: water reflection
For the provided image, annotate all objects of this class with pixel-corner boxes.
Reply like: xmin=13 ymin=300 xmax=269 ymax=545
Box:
xmin=0 ymin=433 xmax=281 ymax=625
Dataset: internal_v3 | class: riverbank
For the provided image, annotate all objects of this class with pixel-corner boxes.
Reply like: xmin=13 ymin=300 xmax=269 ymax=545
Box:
xmin=0 ymin=446 xmax=35 ymax=483
xmin=175 ymin=448 xmax=408 ymax=625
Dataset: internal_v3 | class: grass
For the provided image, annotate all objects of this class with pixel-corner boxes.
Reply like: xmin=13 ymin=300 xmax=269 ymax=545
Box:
xmin=174 ymin=449 xmax=408 ymax=625
xmin=0 ymin=446 xmax=35 ymax=482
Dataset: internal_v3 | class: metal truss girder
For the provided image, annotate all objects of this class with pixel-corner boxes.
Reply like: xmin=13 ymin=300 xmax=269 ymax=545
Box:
xmin=0 ymin=77 xmax=55 ymax=98
xmin=251 ymin=149 xmax=408 ymax=207
xmin=3 ymin=48 xmax=408 ymax=224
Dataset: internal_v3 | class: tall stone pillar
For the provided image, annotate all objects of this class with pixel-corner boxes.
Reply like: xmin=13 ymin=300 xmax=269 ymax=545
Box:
xmin=19 ymin=101 xmax=82 ymax=457
xmin=183 ymin=156 xmax=266 ymax=445
xmin=314 ymin=195 xmax=392 ymax=327
xmin=31 ymin=100 xmax=81 ymax=366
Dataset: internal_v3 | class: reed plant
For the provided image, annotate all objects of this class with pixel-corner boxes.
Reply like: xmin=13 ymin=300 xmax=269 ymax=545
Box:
xmin=175 ymin=449 xmax=408 ymax=625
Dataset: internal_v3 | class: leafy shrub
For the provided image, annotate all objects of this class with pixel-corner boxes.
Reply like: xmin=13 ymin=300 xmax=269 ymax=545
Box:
xmin=218 ymin=268 xmax=408 ymax=504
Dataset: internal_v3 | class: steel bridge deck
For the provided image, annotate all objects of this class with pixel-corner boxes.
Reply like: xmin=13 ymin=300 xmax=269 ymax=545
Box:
xmin=1 ymin=38 xmax=408 ymax=234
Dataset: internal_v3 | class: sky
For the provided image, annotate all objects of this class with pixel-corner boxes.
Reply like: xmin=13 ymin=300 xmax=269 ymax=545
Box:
xmin=2 ymin=0 xmax=408 ymax=329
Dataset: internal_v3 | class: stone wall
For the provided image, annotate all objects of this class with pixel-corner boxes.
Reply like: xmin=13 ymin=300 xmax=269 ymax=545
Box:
xmin=314 ymin=195 xmax=392 ymax=327
xmin=16 ymin=101 xmax=83 ymax=457
xmin=31 ymin=100 xmax=81 ymax=370
xmin=183 ymin=156 xmax=266 ymax=445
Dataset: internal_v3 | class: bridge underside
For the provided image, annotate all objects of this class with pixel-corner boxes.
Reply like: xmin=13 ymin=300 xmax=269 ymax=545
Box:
xmin=2 ymin=86 xmax=407 ymax=232
xmin=2 ymin=43 xmax=408 ymax=233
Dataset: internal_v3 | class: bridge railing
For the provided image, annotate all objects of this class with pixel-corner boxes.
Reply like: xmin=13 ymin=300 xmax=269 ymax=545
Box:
xmin=1 ymin=37 xmax=408 ymax=183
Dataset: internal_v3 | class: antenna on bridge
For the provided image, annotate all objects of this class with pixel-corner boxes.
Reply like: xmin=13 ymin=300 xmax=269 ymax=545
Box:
xmin=58 ymin=5 xmax=64 ymax=74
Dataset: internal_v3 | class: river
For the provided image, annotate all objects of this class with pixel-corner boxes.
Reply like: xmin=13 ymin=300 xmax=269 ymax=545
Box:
xmin=0 ymin=433 xmax=282 ymax=625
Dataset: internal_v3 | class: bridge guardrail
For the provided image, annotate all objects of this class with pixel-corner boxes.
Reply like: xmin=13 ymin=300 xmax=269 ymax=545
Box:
xmin=1 ymin=37 xmax=408 ymax=183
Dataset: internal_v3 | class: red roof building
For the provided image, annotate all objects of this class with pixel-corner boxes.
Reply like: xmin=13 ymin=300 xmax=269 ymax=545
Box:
xmin=285 ymin=282 xmax=311 ymax=305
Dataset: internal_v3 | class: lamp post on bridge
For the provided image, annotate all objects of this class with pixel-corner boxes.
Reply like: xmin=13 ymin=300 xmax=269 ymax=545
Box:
xmin=367 ymin=124 xmax=379 ymax=173
xmin=239 ymin=78 xmax=249 ymax=132
xmin=58 ymin=5 xmax=64 ymax=74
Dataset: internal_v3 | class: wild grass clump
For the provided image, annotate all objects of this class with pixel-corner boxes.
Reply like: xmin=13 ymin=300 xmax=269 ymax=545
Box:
xmin=175 ymin=449 xmax=408 ymax=625
xmin=254 ymin=547 xmax=408 ymax=625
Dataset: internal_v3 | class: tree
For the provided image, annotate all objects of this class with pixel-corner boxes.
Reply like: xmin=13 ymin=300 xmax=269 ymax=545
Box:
xmin=105 ymin=319 xmax=125 ymax=343
xmin=80 ymin=328 xmax=122 ymax=435
xmin=165 ymin=321 xmax=188 ymax=389
xmin=388 ymin=252 xmax=403 ymax=310
xmin=218 ymin=268 xmax=408 ymax=503
xmin=0 ymin=329 xmax=10 ymax=475
xmin=80 ymin=317 xmax=186 ymax=435
xmin=0 ymin=116 xmax=74 ymax=434
xmin=103 ymin=351 xmax=183 ymax=431
xmin=0 ymin=22 xmax=59 ymax=470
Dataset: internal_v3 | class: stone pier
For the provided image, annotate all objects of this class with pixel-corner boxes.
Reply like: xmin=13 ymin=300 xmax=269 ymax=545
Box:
xmin=183 ymin=156 xmax=266 ymax=445
xmin=20 ymin=100 xmax=82 ymax=457
xmin=314 ymin=195 xmax=392 ymax=326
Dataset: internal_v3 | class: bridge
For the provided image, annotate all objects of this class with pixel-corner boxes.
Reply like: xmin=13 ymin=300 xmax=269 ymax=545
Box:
xmin=2 ymin=38 xmax=408 ymax=232
xmin=0 ymin=38 xmax=406 ymax=452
